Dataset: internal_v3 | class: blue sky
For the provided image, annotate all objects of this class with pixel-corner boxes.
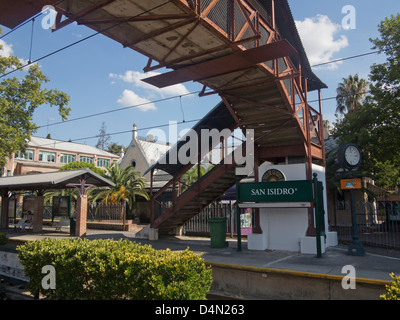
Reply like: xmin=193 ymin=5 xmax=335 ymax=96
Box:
xmin=0 ymin=0 xmax=399 ymax=149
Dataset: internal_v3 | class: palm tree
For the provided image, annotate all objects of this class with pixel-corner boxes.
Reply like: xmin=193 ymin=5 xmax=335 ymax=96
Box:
xmin=44 ymin=188 xmax=78 ymax=205
xmin=89 ymin=163 xmax=149 ymax=210
xmin=336 ymin=74 xmax=369 ymax=115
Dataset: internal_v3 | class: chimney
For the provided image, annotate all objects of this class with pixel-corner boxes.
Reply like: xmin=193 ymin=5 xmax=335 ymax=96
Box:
xmin=133 ymin=123 xmax=138 ymax=140
xmin=120 ymin=146 xmax=125 ymax=158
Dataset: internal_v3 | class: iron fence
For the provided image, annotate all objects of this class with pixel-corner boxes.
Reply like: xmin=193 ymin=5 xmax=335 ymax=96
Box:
xmin=87 ymin=203 xmax=126 ymax=222
xmin=183 ymin=202 xmax=239 ymax=236
xmin=330 ymin=200 xmax=400 ymax=249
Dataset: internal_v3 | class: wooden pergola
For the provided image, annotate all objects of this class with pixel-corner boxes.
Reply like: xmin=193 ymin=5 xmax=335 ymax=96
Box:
xmin=0 ymin=169 xmax=115 ymax=237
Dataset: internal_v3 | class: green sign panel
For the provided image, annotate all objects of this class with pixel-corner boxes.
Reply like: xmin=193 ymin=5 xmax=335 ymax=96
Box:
xmin=239 ymin=180 xmax=314 ymax=203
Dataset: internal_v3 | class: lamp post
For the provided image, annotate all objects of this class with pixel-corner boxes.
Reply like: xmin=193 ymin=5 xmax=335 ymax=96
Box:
xmin=347 ymin=171 xmax=365 ymax=256
xmin=338 ymin=143 xmax=365 ymax=256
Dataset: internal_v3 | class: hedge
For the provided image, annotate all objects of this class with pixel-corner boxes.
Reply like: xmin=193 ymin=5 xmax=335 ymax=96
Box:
xmin=381 ymin=273 xmax=400 ymax=300
xmin=17 ymin=238 xmax=213 ymax=300
xmin=0 ymin=232 xmax=7 ymax=245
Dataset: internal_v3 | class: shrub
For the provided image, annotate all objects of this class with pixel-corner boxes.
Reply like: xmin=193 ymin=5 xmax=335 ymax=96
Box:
xmin=17 ymin=238 xmax=212 ymax=300
xmin=0 ymin=232 xmax=7 ymax=245
xmin=381 ymin=273 xmax=400 ymax=300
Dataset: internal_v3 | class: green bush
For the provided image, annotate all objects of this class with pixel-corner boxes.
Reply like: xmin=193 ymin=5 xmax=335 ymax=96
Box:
xmin=17 ymin=238 xmax=212 ymax=300
xmin=381 ymin=273 xmax=400 ymax=300
xmin=0 ymin=232 xmax=7 ymax=245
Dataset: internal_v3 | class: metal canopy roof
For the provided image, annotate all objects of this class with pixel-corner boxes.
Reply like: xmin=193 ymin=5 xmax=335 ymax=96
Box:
xmin=145 ymin=100 xmax=236 ymax=176
xmin=0 ymin=169 xmax=115 ymax=192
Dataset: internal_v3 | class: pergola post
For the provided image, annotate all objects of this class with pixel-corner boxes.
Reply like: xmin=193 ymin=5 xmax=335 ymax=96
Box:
xmin=0 ymin=191 xmax=9 ymax=229
xmin=75 ymin=175 xmax=89 ymax=237
xmin=32 ymin=190 xmax=44 ymax=233
xmin=76 ymin=194 xmax=88 ymax=237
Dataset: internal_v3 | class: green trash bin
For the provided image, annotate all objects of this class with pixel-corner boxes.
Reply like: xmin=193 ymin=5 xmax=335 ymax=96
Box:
xmin=209 ymin=217 xmax=227 ymax=248
xmin=70 ymin=218 xmax=76 ymax=236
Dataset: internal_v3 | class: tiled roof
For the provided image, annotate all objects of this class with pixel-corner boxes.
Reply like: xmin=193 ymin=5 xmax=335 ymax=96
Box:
xmin=137 ymin=139 xmax=171 ymax=166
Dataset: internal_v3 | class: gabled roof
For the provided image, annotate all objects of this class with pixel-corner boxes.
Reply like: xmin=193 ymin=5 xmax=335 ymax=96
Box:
xmin=136 ymin=139 xmax=171 ymax=166
xmin=0 ymin=169 xmax=115 ymax=192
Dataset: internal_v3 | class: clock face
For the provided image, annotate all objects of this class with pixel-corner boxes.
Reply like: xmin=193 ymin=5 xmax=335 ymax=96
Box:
xmin=344 ymin=145 xmax=361 ymax=167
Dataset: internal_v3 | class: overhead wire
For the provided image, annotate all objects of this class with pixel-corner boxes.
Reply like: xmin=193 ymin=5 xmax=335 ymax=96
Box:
xmin=0 ymin=0 xmax=172 ymax=79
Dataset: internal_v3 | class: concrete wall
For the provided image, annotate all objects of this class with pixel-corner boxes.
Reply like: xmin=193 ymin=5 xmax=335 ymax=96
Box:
xmin=209 ymin=262 xmax=389 ymax=300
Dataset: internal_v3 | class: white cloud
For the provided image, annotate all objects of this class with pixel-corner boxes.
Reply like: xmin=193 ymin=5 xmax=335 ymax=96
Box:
xmin=0 ymin=39 xmax=38 ymax=71
xmin=117 ymin=89 xmax=157 ymax=112
xmin=110 ymin=70 xmax=190 ymax=96
xmin=295 ymin=14 xmax=349 ymax=70
xmin=0 ymin=39 xmax=14 ymax=58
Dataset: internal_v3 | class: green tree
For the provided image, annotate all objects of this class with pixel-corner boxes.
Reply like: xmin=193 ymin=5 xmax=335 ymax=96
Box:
xmin=89 ymin=163 xmax=149 ymax=210
xmin=58 ymin=161 xmax=106 ymax=177
xmin=0 ymin=30 xmax=70 ymax=167
xmin=335 ymin=74 xmax=369 ymax=115
xmin=107 ymin=142 xmax=126 ymax=156
xmin=180 ymin=164 xmax=214 ymax=192
xmin=332 ymin=14 xmax=400 ymax=188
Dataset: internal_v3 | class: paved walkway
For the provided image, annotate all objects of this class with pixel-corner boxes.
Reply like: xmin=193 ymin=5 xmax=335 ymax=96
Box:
xmin=2 ymin=227 xmax=400 ymax=282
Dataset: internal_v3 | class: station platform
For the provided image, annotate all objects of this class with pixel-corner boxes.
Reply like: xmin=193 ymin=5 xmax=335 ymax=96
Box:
xmin=2 ymin=227 xmax=399 ymax=299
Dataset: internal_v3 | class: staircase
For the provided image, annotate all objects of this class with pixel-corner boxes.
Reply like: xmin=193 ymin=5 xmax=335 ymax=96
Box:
xmin=151 ymin=155 xmax=245 ymax=235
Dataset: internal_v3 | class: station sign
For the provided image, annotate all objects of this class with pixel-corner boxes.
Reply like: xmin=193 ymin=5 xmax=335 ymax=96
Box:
xmin=340 ymin=179 xmax=362 ymax=190
xmin=239 ymin=180 xmax=313 ymax=203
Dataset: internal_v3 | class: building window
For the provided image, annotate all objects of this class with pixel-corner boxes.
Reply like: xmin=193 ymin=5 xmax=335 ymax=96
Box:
xmin=15 ymin=149 xmax=34 ymax=161
xmin=97 ymin=158 xmax=110 ymax=168
xmin=38 ymin=151 xmax=56 ymax=163
xmin=80 ymin=156 xmax=94 ymax=164
xmin=60 ymin=153 xmax=76 ymax=164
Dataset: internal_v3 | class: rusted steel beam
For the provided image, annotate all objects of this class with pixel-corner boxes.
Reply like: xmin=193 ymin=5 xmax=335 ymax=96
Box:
xmin=257 ymin=145 xmax=307 ymax=160
xmin=161 ymin=20 xmax=201 ymax=63
xmin=235 ymin=0 xmax=259 ymax=39
xmin=142 ymin=40 xmax=297 ymax=88
xmin=54 ymin=0 xmax=117 ymax=31
xmin=221 ymin=96 xmax=241 ymax=125
xmin=221 ymin=93 xmax=292 ymax=116
xmin=123 ymin=17 xmax=198 ymax=47
xmin=77 ymin=13 xmax=192 ymax=25
xmin=200 ymin=0 xmax=220 ymax=18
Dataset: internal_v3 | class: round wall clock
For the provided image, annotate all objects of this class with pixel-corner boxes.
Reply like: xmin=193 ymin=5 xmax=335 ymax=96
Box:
xmin=339 ymin=143 xmax=362 ymax=170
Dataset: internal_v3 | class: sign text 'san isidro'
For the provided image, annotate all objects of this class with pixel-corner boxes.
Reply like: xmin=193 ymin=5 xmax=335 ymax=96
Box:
xmin=239 ymin=180 xmax=314 ymax=203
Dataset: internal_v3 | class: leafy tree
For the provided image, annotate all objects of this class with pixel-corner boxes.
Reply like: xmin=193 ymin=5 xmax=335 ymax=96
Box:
xmin=335 ymin=74 xmax=369 ymax=115
xmin=0 ymin=30 xmax=70 ymax=167
xmin=44 ymin=188 xmax=78 ymax=206
xmin=58 ymin=161 xmax=106 ymax=177
xmin=107 ymin=142 xmax=125 ymax=156
xmin=181 ymin=164 xmax=214 ymax=192
xmin=369 ymin=14 xmax=400 ymax=106
xmin=89 ymin=163 xmax=149 ymax=210
xmin=332 ymin=14 xmax=400 ymax=188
